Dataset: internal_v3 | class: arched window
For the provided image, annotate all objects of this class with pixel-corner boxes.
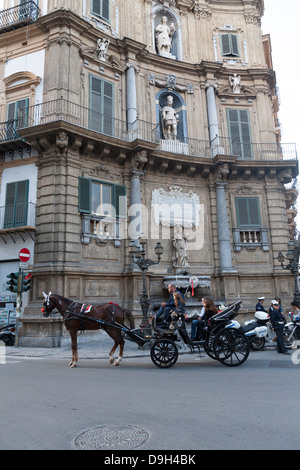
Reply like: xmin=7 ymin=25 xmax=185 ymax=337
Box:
xmin=156 ymin=90 xmax=187 ymax=143
xmin=152 ymin=6 xmax=182 ymax=61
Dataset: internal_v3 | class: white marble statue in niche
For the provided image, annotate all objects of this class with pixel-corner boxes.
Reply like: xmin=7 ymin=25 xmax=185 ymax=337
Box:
xmin=155 ymin=16 xmax=176 ymax=57
xmin=162 ymin=95 xmax=179 ymax=140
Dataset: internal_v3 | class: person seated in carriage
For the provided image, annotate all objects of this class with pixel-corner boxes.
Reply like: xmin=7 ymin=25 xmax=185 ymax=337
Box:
xmin=191 ymin=297 xmax=218 ymax=341
xmin=155 ymin=283 xmax=185 ymax=326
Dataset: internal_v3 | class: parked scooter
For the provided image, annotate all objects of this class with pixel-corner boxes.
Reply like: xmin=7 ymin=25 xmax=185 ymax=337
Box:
xmin=238 ymin=311 xmax=269 ymax=351
xmin=282 ymin=312 xmax=300 ymax=349
xmin=0 ymin=323 xmax=15 ymax=346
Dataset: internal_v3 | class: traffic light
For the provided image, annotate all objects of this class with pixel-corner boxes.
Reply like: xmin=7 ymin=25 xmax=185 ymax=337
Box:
xmin=22 ymin=272 xmax=32 ymax=292
xmin=6 ymin=272 xmax=19 ymax=293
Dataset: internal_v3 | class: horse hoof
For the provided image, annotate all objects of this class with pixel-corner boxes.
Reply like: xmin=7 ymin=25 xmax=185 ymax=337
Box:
xmin=69 ymin=361 xmax=77 ymax=368
xmin=113 ymin=362 xmax=120 ymax=366
xmin=109 ymin=357 xmax=114 ymax=364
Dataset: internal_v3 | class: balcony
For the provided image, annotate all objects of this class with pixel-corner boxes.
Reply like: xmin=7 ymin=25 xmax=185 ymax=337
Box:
xmin=233 ymin=227 xmax=270 ymax=252
xmin=0 ymin=203 xmax=36 ymax=240
xmin=0 ymin=1 xmax=40 ymax=33
xmin=4 ymin=97 xmax=297 ymax=161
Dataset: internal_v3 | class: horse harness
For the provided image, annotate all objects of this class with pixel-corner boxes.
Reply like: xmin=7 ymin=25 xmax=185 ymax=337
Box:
xmin=63 ymin=301 xmax=119 ymax=332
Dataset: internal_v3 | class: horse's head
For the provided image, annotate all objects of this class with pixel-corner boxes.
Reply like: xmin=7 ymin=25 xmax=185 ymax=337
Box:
xmin=41 ymin=292 xmax=54 ymax=317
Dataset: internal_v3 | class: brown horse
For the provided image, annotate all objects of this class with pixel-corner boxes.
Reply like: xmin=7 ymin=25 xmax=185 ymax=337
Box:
xmin=42 ymin=292 xmax=134 ymax=367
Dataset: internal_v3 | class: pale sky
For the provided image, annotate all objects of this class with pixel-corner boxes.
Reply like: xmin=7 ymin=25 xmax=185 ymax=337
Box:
xmin=262 ymin=0 xmax=300 ymax=229
xmin=262 ymin=0 xmax=300 ymax=160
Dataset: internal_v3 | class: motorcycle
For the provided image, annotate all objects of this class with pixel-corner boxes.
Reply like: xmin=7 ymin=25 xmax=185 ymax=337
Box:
xmin=282 ymin=312 xmax=300 ymax=349
xmin=0 ymin=323 xmax=16 ymax=346
xmin=238 ymin=311 xmax=269 ymax=351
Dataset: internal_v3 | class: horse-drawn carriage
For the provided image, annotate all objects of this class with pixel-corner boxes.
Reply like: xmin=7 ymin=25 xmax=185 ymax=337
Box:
xmin=42 ymin=293 xmax=249 ymax=368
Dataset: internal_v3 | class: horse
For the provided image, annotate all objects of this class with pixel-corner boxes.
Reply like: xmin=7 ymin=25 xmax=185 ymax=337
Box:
xmin=41 ymin=292 xmax=135 ymax=367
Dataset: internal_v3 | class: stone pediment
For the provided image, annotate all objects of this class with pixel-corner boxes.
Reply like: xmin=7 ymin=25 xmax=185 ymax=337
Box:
xmin=217 ymin=84 xmax=257 ymax=99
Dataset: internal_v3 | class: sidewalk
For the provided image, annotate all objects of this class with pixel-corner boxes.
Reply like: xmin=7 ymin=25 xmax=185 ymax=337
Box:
xmin=4 ymin=330 xmax=154 ymax=360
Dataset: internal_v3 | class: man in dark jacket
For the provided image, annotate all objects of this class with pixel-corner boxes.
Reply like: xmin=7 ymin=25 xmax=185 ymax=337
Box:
xmin=256 ymin=296 xmax=267 ymax=312
xmin=156 ymin=283 xmax=184 ymax=323
xmin=269 ymin=300 xmax=289 ymax=355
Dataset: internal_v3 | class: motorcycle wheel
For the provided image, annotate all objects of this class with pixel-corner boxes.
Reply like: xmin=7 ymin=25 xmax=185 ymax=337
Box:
xmin=0 ymin=334 xmax=15 ymax=346
xmin=250 ymin=336 xmax=265 ymax=351
xmin=283 ymin=331 xmax=297 ymax=349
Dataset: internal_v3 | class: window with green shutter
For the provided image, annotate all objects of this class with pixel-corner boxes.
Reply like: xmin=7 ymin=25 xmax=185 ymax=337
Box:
xmin=6 ymin=98 xmax=29 ymax=141
xmin=91 ymin=0 xmax=110 ymax=23
xmin=227 ymin=109 xmax=253 ymax=160
xmin=79 ymin=177 xmax=127 ymax=219
xmin=4 ymin=180 xmax=29 ymax=228
xmin=221 ymin=34 xmax=240 ymax=57
xmin=89 ymin=75 xmax=114 ymax=136
xmin=235 ymin=197 xmax=261 ymax=227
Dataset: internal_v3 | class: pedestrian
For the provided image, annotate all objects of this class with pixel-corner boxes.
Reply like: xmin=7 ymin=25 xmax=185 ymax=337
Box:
xmin=269 ymin=300 xmax=290 ymax=355
xmin=256 ymin=296 xmax=266 ymax=312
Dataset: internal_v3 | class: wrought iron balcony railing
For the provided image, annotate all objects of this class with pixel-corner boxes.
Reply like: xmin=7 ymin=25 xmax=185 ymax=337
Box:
xmin=0 ymin=1 xmax=40 ymax=33
xmin=2 ymin=97 xmax=297 ymax=161
xmin=0 ymin=202 xmax=36 ymax=230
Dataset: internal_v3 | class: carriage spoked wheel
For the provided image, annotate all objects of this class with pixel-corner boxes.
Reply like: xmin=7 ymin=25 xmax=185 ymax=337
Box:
xmin=213 ymin=328 xmax=250 ymax=367
xmin=150 ymin=338 xmax=179 ymax=368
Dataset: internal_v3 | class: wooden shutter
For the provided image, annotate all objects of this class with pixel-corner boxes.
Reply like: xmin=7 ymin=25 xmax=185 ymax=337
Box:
xmin=92 ymin=0 xmax=110 ymax=21
xmin=103 ymin=81 xmax=113 ymax=135
xmin=227 ymin=109 xmax=252 ymax=159
xmin=221 ymin=34 xmax=239 ymax=57
xmin=79 ymin=177 xmax=91 ymax=213
xmin=4 ymin=180 xmax=29 ymax=228
xmin=102 ymin=0 xmax=110 ymax=21
xmin=236 ymin=197 xmax=260 ymax=227
xmin=114 ymin=184 xmax=127 ymax=218
xmin=89 ymin=76 xmax=114 ymax=134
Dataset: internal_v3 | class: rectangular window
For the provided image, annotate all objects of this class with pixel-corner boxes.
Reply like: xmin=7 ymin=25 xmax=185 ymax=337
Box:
xmin=221 ymin=34 xmax=240 ymax=57
xmin=7 ymin=98 xmax=29 ymax=141
xmin=4 ymin=180 xmax=29 ymax=229
xmin=91 ymin=0 xmax=110 ymax=22
xmin=79 ymin=177 xmax=126 ymax=218
xmin=227 ymin=109 xmax=252 ymax=160
xmin=235 ymin=197 xmax=261 ymax=227
xmin=89 ymin=75 xmax=114 ymax=136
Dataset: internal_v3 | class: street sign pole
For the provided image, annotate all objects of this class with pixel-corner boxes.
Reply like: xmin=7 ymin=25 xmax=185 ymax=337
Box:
xmin=15 ymin=268 xmax=22 ymax=348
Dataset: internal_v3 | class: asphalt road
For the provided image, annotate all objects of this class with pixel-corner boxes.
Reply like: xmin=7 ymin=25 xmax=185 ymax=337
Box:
xmin=1 ymin=346 xmax=300 ymax=451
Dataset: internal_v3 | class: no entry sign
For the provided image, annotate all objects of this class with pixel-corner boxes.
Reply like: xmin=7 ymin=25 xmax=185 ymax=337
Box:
xmin=19 ymin=248 xmax=31 ymax=263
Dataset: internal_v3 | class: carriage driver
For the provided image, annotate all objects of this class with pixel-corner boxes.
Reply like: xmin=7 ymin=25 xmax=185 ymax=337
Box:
xmin=155 ymin=283 xmax=185 ymax=325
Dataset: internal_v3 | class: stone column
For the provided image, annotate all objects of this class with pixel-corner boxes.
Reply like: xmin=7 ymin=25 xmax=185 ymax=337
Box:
xmin=126 ymin=64 xmax=138 ymax=132
xmin=129 ymin=151 xmax=148 ymax=241
xmin=215 ymin=165 xmax=235 ymax=272
xmin=206 ymin=84 xmax=219 ymax=143
xmin=206 ymin=84 xmax=222 ymax=156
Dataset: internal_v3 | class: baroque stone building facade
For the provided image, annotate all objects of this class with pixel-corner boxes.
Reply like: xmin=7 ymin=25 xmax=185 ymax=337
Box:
xmin=0 ymin=0 xmax=298 ymax=346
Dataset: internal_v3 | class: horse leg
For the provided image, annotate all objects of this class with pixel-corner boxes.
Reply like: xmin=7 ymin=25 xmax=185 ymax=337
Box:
xmin=109 ymin=342 xmax=118 ymax=364
xmin=69 ymin=329 xmax=78 ymax=368
xmin=113 ymin=337 xmax=125 ymax=367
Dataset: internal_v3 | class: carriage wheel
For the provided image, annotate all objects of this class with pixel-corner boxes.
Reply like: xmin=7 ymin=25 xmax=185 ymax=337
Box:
xmin=150 ymin=338 xmax=178 ymax=368
xmin=213 ymin=328 xmax=250 ymax=367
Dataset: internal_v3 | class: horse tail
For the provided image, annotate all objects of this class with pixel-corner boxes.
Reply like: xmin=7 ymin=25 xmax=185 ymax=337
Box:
xmin=124 ymin=309 xmax=135 ymax=329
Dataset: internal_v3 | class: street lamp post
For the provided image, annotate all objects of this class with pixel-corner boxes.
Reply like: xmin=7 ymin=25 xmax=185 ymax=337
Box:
xmin=277 ymin=235 xmax=300 ymax=305
xmin=129 ymin=240 xmax=163 ymax=330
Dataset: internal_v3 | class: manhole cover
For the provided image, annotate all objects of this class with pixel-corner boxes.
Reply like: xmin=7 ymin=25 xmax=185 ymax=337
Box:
xmin=74 ymin=425 xmax=149 ymax=450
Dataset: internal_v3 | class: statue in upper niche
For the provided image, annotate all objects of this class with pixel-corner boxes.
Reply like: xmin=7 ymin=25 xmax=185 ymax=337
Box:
xmin=229 ymin=74 xmax=241 ymax=94
xmin=162 ymin=95 xmax=179 ymax=140
xmin=155 ymin=16 xmax=176 ymax=56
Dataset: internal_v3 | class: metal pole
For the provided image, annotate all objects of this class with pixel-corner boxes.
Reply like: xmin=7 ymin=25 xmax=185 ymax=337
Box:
xmin=14 ymin=268 xmax=22 ymax=348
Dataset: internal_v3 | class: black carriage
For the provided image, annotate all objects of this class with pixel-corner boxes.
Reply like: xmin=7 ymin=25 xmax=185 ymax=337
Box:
xmin=125 ymin=300 xmax=250 ymax=368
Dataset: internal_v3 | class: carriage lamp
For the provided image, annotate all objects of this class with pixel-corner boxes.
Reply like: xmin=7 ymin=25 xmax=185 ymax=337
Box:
xmin=129 ymin=239 xmax=164 ymax=330
xmin=277 ymin=235 xmax=300 ymax=305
